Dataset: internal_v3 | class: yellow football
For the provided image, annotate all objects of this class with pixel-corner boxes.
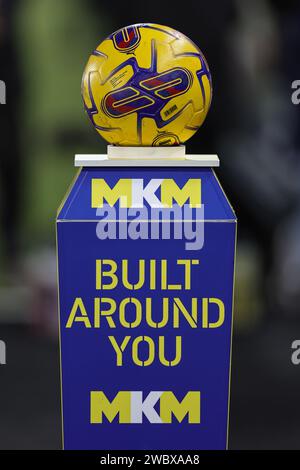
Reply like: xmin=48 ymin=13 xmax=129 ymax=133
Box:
xmin=81 ymin=23 xmax=212 ymax=146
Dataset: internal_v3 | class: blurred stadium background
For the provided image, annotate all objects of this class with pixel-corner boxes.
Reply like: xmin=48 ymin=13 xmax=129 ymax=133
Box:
xmin=0 ymin=0 xmax=300 ymax=449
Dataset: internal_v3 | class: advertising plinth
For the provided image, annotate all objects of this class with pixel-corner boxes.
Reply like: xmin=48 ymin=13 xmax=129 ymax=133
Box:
xmin=56 ymin=149 xmax=236 ymax=450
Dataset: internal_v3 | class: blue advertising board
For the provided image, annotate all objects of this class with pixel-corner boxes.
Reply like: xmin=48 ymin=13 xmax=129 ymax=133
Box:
xmin=56 ymin=165 xmax=236 ymax=450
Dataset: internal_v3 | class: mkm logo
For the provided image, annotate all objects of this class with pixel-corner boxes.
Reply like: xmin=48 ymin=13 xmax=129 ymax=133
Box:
xmin=91 ymin=178 xmax=201 ymax=209
xmin=90 ymin=391 xmax=200 ymax=424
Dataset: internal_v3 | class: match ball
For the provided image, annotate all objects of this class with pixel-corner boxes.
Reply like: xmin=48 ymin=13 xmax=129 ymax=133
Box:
xmin=81 ymin=23 xmax=212 ymax=146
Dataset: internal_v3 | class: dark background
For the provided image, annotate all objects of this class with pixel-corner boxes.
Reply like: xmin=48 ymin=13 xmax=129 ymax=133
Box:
xmin=0 ymin=0 xmax=300 ymax=449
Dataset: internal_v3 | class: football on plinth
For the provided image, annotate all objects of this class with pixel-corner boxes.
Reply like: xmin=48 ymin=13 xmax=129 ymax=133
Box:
xmin=81 ymin=23 xmax=212 ymax=146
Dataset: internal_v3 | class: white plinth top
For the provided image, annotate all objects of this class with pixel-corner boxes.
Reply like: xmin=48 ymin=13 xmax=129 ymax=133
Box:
xmin=75 ymin=145 xmax=219 ymax=167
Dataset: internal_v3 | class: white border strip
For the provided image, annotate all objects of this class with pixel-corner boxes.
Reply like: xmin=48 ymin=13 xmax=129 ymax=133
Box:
xmin=75 ymin=154 xmax=220 ymax=167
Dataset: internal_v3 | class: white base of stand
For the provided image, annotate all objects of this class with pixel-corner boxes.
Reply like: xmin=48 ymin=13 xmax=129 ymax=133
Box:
xmin=75 ymin=145 xmax=219 ymax=167
xmin=108 ymin=145 xmax=186 ymax=159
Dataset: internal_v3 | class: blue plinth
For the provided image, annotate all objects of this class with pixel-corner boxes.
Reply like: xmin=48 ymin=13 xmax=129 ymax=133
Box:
xmin=56 ymin=165 xmax=236 ymax=450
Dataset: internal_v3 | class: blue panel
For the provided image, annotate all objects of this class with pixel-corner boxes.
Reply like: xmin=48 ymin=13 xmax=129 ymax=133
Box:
xmin=56 ymin=167 xmax=236 ymax=450
xmin=58 ymin=167 xmax=235 ymax=222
